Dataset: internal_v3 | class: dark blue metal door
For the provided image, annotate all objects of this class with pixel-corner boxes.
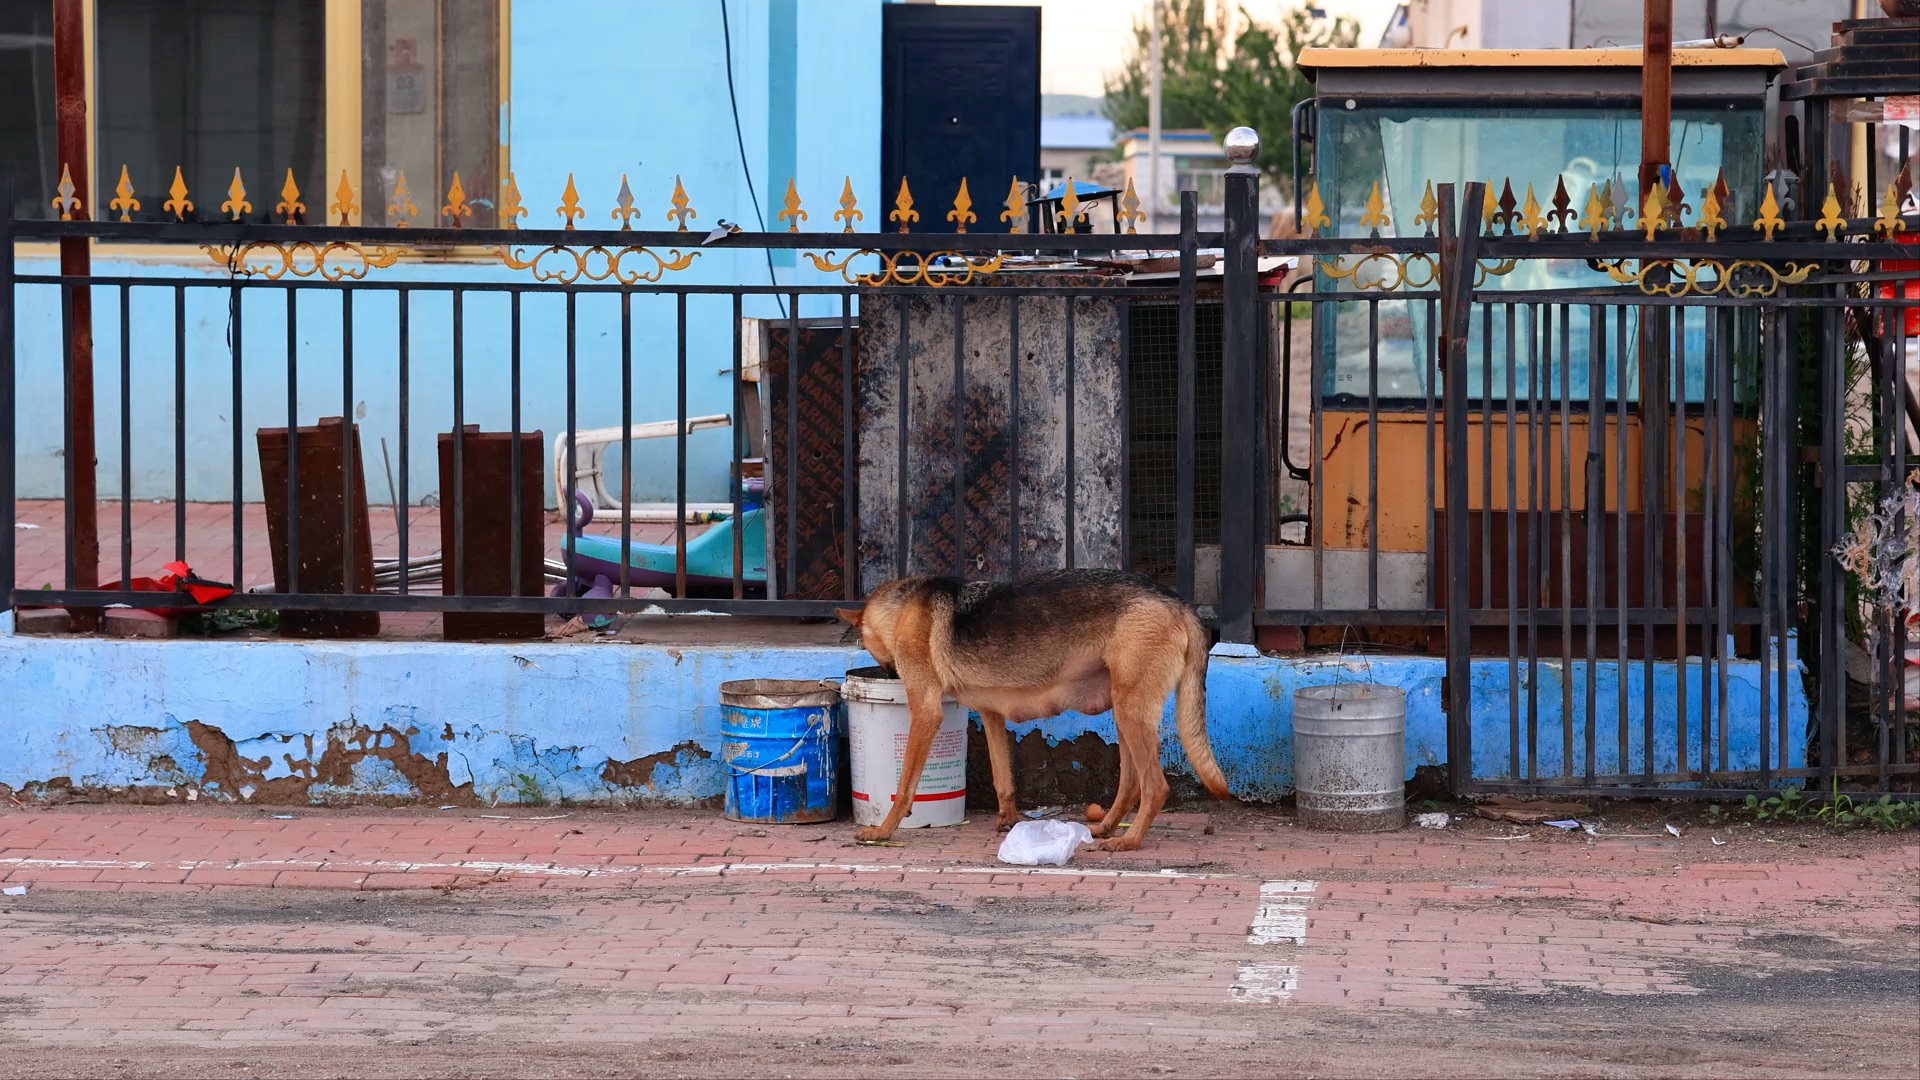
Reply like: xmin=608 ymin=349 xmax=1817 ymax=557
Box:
xmin=880 ymin=4 xmax=1040 ymax=233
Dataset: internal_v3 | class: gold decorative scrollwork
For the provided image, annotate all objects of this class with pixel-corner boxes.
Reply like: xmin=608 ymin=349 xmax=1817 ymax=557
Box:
xmin=201 ymin=241 xmax=401 ymax=281
xmin=1599 ymin=258 xmax=1815 ymax=298
xmin=1315 ymin=252 xmax=1437 ymax=291
xmin=495 ymin=244 xmax=699 ymax=285
xmin=1313 ymin=252 xmax=1515 ymax=291
xmin=801 ymin=249 xmax=1004 ymax=287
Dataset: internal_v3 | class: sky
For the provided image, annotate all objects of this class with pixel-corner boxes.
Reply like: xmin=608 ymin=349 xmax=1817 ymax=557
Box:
xmin=945 ymin=0 xmax=1398 ymax=98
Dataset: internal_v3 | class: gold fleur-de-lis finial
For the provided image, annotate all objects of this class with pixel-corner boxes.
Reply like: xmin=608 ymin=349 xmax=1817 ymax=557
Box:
xmin=276 ymin=169 xmax=305 ymax=224
xmin=834 ymin=176 xmax=863 ymax=232
xmin=889 ymin=177 xmax=919 ymax=232
xmin=1580 ymin=183 xmax=1608 ymax=239
xmin=1752 ymin=182 xmax=1785 ymax=240
xmin=1413 ymin=181 xmax=1438 ymax=234
xmin=109 ymin=165 xmax=140 ymax=222
xmin=221 ymin=168 xmax=253 ymax=221
xmin=1695 ymin=183 xmax=1727 ymax=241
xmin=388 ymin=171 xmax=417 ymax=226
xmin=667 ymin=175 xmax=696 ymax=231
xmin=51 ymin=163 xmax=81 ymax=220
xmin=1117 ymin=176 xmax=1144 ymax=233
xmin=1057 ymin=178 xmax=1082 ymax=234
xmin=1359 ymin=179 xmax=1390 ymax=234
xmin=946 ymin=178 xmax=976 ymax=233
xmin=1877 ymin=183 xmax=1908 ymax=238
xmin=610 ymin=174 xmax=639 ymax=229
xmin=556 ymin=173 xmax=583 ymax=229
xmin=1000 ymin=176 xmax=1027 ymax=234
xmin=1518 ymin=182 xmax=1545 ymax=239
xmin=1480 ymin=181 xmax=1499 ymax=232
xmin=1639 ymin=183 xmax=1667 ymax=241
xmin=499 ymin=173 xmax=526 ymax=229
xmin=778 ymin=177 xmax=807 ymax=232
xmin=163 ymin=166 xmax=193 ymax=220
xmin=1816 ymin=184 xmax=1847 ymax=240
xmin=1302 ymin=181 xmax=1329 ymax=237
xmin=329 ymin=169 xmax=358 ymax=226
xmin=441 ymin=171 xmax=472 ymax=226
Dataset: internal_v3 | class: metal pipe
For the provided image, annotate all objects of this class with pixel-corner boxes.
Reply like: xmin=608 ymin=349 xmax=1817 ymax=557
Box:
xmin=1639 ymin=0 xmax=1673 ymax=200
xmin=53 ymin=0 xmax=97 ymax=606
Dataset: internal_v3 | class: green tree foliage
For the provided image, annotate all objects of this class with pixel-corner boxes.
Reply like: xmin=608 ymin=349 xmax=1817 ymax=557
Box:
xmin=1102 ymin=1 xmax=1359 ymax=191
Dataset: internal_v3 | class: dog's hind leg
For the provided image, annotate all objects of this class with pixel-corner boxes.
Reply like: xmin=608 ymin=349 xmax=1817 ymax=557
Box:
xmin=1098 ymin=691 xmax=1168 ymax=851
xmin=854 ymin=685 xmax=946 ymax=843
xmin=1088 ymin=733 xmax=1137 ymax=839
xmin=978 ymin=709 xmax=1022 ymax=830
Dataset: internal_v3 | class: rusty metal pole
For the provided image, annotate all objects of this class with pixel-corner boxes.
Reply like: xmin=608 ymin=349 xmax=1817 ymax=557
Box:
xmin=53 ymin=0 xmax=99 ymax=606
xmin=1638 ymin=0 xmax=1673 ymax=198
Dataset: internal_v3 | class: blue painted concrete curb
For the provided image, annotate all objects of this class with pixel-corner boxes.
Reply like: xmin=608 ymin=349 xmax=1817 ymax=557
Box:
xmin=0 ymin=629 xmax=1807 ymax=803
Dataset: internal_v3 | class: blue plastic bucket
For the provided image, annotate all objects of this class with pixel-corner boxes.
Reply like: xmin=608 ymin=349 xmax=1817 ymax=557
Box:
xmin=718 ymin=679 xmax=842 ymax=824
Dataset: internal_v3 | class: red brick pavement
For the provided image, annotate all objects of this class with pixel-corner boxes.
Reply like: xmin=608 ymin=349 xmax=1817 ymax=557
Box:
xmin=0 ymin=803 xmax=1913 ymax=1062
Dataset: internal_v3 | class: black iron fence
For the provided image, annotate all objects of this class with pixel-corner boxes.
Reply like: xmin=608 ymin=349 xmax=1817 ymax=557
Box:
xmin=4 ymin=138 xmax=1917 ymax=795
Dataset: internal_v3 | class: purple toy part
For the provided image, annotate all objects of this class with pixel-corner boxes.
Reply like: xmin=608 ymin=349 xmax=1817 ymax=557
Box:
xmin=569 ymin=488 xmax=596 ymax=533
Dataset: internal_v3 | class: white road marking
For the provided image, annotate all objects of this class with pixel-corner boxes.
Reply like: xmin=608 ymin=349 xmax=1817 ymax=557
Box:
xmin=1234 ymin=878 xmax=1316 ymax=1003
xmin=1230 ymin=962 xmax=1301 ymax=1004
xmin=0 ymin=855 xmax=1239 ymax=882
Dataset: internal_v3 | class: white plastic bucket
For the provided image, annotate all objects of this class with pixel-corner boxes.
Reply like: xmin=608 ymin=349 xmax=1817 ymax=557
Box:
xmin=842 ymin=666 xmax=969 ymax=828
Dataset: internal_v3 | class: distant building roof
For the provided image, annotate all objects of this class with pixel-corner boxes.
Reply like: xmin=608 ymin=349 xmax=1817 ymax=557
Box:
xmin=1041 ymin=113 xmax=1114 ymax=151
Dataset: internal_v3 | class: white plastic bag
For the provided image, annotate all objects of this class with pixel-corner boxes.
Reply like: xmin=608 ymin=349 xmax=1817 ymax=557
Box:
xmin=997 ymin=819 xmax=1095 ymax=866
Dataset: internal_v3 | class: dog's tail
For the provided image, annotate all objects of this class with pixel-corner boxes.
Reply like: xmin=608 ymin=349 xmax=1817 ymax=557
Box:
xmin=1176 ymin=614 xmax=1230 ymax=799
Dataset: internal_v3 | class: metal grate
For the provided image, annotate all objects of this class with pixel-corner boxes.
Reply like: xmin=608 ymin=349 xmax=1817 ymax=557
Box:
xmin=1127 ymin=299 xmax=1223 ymax=587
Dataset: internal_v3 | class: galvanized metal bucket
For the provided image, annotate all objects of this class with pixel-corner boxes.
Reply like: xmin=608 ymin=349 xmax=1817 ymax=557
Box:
xmin=1292 ymin=683 xmax=1406 ymax=832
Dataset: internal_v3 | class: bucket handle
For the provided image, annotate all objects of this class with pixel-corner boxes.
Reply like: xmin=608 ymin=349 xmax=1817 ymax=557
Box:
xmin=727 ymin=709 xmax=832 ymax=777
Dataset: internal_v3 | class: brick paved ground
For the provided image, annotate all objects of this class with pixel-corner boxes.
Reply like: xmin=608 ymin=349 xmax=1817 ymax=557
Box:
xmin=0 ymin=802 xmax=1914 ymax=1077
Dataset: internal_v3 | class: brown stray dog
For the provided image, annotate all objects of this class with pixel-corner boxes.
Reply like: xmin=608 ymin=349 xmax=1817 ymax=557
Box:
xmin=836 ymin=569 xmax=1229 ymax=851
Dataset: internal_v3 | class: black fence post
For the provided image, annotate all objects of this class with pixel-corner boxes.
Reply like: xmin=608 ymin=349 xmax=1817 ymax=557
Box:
xmin=1217 ymin=126 xmax=1261 ymax=644
xmin=1439 ymin=181 xmax=1485 ymax=796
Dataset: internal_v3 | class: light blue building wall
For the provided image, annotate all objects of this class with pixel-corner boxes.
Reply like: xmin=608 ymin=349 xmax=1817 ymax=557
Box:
xmin=9 ymin=0 xmax=885 ymax=508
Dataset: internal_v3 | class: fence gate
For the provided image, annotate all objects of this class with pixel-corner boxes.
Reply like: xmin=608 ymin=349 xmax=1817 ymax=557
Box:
xmin=1426 ymin=180 xmax=1917 ymax=799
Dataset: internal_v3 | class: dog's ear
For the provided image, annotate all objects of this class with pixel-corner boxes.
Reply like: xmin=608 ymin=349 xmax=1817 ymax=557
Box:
xmin=834 ymin=607 xmax=864 ymax=627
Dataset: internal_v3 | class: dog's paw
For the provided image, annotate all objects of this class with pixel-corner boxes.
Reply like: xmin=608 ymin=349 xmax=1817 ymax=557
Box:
xmin=994 ymin=810 xmax=1020 ymax=831
xmin=854 ymin=825 xmax=894 ymax=843
xmin=1097 ymin=835 xmax=1143 ymax=852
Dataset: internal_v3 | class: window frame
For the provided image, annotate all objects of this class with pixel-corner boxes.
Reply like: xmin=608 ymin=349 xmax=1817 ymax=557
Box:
xmin=20 ymin=0 xmax=510 ymax=261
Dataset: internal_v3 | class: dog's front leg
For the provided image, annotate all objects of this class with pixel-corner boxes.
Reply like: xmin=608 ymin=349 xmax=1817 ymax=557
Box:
xmin=977 ymin=710 xmax=1020 ymax=830
xmin=854 ymin=685 xmax=945 ymax=842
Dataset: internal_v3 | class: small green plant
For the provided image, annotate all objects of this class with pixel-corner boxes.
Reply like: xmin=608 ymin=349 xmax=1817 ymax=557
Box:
xmin=1852 ymin=795 xmax=1920 ymax=831
xmin=1746 ymin=787 xmax=1807 ymax=822
xmin=1703 ymin=802 xmax=1728 ymax=825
